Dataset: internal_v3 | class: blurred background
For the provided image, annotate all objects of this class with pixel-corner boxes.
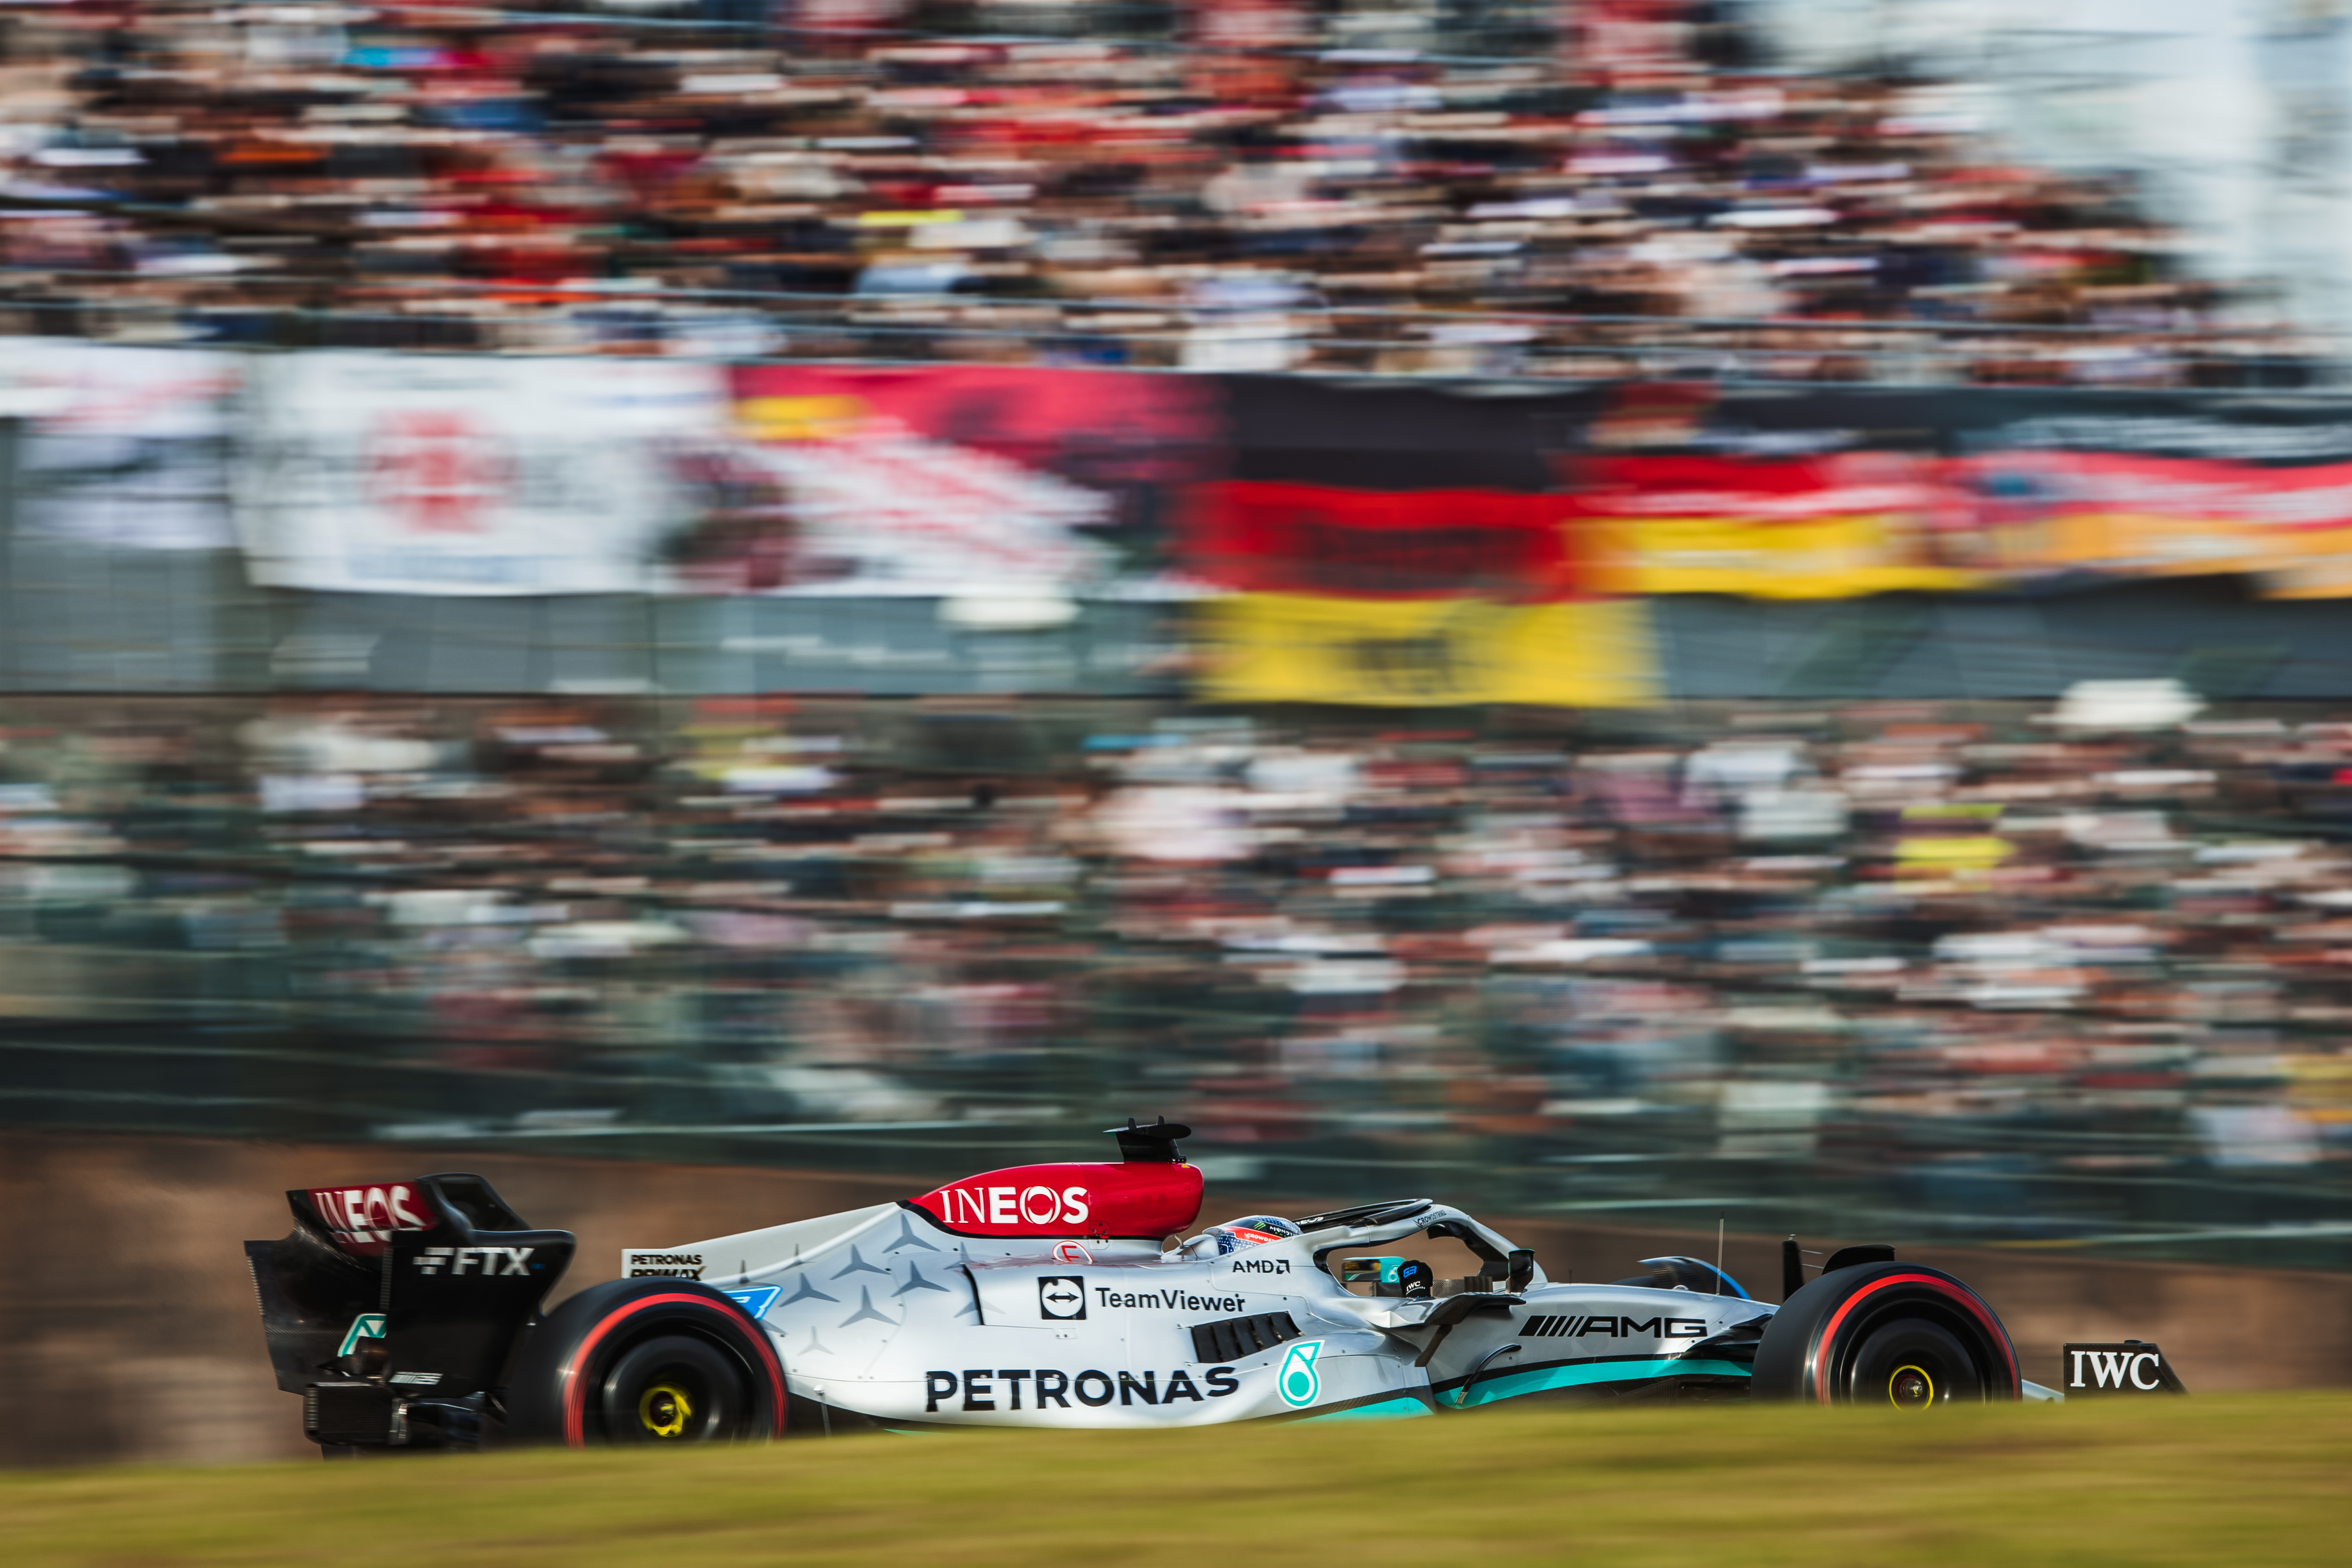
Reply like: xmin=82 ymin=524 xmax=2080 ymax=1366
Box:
xmin=5 ymin=0 xmax=2352 ymax=1461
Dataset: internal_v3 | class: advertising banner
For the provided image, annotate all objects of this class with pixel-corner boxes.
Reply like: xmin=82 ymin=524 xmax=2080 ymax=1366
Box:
xmin=3 ymin=340 xmax=241 ymax=550
xmin=1563 ymin=383 xmax=1989 ymax=599
xmin=235 ymin=353 xmax=726 ymax=595
xmin=1573 ymin=452 xmax=1984 ymax=599
xmin=1190 ymin=377 xmax=1632 ymax=707
xmin=1560 ymin=384 xmax=2352 ymax=599
xmin=1953 ymin=449 xmax=2335 ymax=584
xmin=1196 ymin=594 xmax=1657 ymax=708
xmin=705 ymin=365 xmax=1216 ymax=601
xmin=1187 ymin=481 xmax=1578 ymax=598
xmin=1947 ymin=401 xmax=2352 ymax=597
xmin=1222 ymin=374 xmax=1602 ymax=492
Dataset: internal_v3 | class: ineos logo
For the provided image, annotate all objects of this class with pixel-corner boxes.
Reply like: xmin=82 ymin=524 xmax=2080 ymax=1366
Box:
xmin=942 ymin=1184 xmax=1092 ymax=1228
xmin=310 ymin=1185 xmax=433 ymax=1255
xmin=1039 ymin=1275 xmax=1087 ymax=1321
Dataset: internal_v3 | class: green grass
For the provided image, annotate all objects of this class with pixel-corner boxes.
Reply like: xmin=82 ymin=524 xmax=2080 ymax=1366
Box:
xmin=5 ymin=1396 xmax=2345 ymax=1567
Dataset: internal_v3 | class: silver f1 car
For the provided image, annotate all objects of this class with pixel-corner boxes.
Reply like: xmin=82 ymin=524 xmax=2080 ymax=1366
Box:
xmin=248 ymin=1119 xmax=2124 ymax=1451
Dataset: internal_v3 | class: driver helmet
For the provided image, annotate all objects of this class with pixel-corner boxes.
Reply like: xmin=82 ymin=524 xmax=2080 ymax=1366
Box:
xmin=1202 ymin=1215 xmax=1304 ymax=1254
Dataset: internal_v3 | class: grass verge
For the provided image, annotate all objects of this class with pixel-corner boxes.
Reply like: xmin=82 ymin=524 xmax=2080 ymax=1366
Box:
xmin=4 ymin=1394 xmax=2345 ymax=1567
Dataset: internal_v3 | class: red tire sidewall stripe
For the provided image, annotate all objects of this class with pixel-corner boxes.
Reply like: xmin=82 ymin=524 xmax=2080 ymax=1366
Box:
xmin=1805 ymin=1272 xmax=2019 ymax=1405
xmin=559 ymin=1293 xmax=790 ymax=1445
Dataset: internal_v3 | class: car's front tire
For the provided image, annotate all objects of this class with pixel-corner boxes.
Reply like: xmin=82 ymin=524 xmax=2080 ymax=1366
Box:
xmin=1751 ymin=1261 xmax=2020 ymax=1407
xmin=505 ymin=1279 xmax=786 ymax=1446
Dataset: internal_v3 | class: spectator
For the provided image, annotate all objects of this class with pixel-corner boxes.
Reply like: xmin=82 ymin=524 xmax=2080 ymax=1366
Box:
xmin=0 ymin=5 xmax=2294 ymax=384
xmin=2 ymin=690 xmax=2350 ymax=1266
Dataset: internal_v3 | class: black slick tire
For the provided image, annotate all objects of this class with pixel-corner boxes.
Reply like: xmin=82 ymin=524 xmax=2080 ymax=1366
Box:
xmin=1751 ymin=1260 xmax=2020 ymax=1406
xmin=504 ymin=1278 xmax=787 ymax=1446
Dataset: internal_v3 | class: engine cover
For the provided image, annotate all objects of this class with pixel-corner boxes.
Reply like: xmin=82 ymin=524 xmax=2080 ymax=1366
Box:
xmin=909 ymin=1161 xmax=1203 ymax=1240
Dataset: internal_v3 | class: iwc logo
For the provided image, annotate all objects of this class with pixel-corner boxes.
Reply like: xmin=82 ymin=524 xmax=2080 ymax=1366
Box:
xmin=1038 ymin=1275 xmax=1087 ymax=1320
xmin=1277 ymin=1340 xmax=1322 ymax=1408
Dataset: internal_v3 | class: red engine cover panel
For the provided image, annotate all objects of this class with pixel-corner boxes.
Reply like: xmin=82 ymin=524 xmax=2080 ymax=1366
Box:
xmin=912 ymin=1162 xmax=1203 ymax=1240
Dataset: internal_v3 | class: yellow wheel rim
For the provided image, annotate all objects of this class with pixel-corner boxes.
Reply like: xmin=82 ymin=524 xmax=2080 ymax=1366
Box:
xmin=639 ymin=1382 xmax=693 ymax=1438
xmin=1888 ymin=1365 xmax=1935 ymax=1410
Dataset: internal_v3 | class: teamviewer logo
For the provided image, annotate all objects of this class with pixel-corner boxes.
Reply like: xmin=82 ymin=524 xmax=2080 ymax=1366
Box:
xmin=1039 ymin=1276 xmax=1086 ymax=1320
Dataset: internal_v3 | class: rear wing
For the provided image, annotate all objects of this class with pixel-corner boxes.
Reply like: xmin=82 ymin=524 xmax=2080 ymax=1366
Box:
xmin=246 ymin=1173 xmax=574 ymax=1401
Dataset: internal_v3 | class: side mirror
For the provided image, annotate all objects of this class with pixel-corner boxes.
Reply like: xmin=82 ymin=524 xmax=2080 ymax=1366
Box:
xmin=1504 ymin=1248 xmax=1534 ymax=1292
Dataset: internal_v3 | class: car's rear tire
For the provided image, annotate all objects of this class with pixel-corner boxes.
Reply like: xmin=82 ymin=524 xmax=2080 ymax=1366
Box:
xmin=504 ymin=1279 xmax=787 ymax=1446
xmin=1751 ymin=1261 xmax=2020 ymax=1406
xmin=603 ymin=1335 xmax=747 ymax=1443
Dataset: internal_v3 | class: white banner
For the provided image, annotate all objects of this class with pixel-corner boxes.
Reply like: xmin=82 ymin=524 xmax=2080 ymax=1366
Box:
xmin=1 ymin=340 xmax=241 ymax=550
xmin=235 ymin=352 xmax=726 ymax=595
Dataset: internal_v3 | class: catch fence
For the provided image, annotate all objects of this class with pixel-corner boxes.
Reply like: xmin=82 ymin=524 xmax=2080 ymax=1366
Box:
xmin=0 ymin=690 xmax=2347 ymax=1271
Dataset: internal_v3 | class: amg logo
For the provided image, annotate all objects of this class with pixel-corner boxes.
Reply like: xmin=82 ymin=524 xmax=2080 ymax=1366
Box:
xmin=1519 ymin=1314 xmax=1708 ymax=1339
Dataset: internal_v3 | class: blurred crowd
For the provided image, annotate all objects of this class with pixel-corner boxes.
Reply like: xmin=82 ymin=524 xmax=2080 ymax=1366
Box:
xmin=2 ymin=690 xmax=2349 ymax=1257
xmin=0 ymin=2 xmax=2313 ymax=384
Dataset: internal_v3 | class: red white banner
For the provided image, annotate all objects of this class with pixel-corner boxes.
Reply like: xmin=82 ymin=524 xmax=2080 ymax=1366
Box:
xmin=700 ymin=364 xmax=1214 ymax=598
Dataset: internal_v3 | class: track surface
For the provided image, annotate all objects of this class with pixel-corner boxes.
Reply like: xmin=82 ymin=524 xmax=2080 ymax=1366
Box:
xmin=5 ymin=1395 xmax=2345 ymax=1566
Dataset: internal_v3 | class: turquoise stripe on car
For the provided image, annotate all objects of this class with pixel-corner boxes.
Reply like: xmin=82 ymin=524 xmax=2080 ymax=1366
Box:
xmin=1457 ymin=1357 xmax=1754 ymax=1409
xmin=1297 ymin=1394 xmax=1431 ymax=1422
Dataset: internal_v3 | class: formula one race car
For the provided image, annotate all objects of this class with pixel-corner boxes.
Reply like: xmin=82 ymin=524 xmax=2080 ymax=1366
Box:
xmin=247 ymin=1119 xmax=2087 ymax=1451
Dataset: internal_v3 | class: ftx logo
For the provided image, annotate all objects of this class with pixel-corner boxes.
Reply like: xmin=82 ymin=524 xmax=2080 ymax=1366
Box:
xmin=414 ymin=1246 xmax=535 ymax=1277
